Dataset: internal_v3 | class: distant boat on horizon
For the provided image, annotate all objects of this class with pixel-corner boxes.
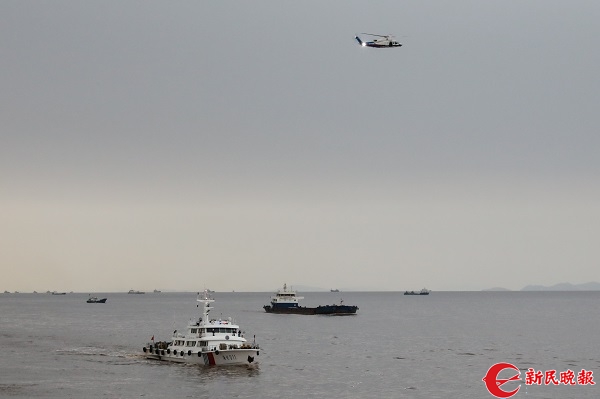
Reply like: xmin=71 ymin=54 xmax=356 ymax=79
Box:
xmin=87 ymin=294 xmax=107 ymax=303
xmin=153 ymin=289 xmax=161 ymax=293
xmin=404 ymin=288 xmax=430 ymax=296
xmin=128 ymin=289 xmax=145 ymax=294
xmin=51 ymin=291 xmax=66 ymax=295
xmin=330 ymin=289 xmax=340 ymax=292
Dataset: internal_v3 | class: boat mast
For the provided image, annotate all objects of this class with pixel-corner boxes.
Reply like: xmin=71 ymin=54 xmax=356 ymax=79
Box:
xmin=197 ymin=290 xmax=214 ymax=321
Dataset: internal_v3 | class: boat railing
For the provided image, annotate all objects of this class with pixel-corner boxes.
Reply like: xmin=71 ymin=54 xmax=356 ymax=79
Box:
xmin=199 ymin=343 xmax=259 ymax=352
xmin=201 ymin=346 xmax=218 ymax=353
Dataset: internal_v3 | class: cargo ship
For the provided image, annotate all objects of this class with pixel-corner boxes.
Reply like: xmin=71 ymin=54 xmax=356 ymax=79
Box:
xmin=404 ymin=288 xmax=430 ymax=295
xmin=263 ymin=284 xmax=358 ymax=315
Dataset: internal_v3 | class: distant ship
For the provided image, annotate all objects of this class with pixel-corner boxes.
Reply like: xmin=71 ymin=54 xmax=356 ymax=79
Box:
xmin=263 ymin=284 xmax=358 ymax=315
xmin=128 ymin=290 xmax=145 ymax=294
xmin=51 ymin=291 xmax=66 ymax=295
xmin=153 ymin=289 xmax=161 ymax=293
xmin=87 ymin=295 xmax=107 ymax=303
xmin=404 ymin=288 xmax=430 ymax=295
xmin=330 ymin=289 xmax=340 ymax=292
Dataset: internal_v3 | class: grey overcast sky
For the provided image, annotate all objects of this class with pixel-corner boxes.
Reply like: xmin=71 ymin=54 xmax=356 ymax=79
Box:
xmin=1 ymin=1 xmax=599 ymax=292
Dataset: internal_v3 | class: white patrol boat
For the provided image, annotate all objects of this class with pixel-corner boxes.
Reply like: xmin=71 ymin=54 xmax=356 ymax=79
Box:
xmin=142 ymin=291 xmax=259 ymax=366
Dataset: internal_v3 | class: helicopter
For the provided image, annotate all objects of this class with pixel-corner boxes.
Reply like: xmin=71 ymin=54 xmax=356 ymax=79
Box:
xmin=355 ymin=33 xmax=402 ymax=48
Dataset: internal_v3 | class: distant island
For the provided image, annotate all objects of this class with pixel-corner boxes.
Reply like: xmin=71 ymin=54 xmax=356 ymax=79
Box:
xmin=483 ymin=282 xmax=600 ymax=291
xmin=521 ymin=282 xmax=600 ymax=291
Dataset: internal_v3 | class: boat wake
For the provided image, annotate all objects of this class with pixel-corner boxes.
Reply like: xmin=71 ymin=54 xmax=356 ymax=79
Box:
xmin=56 ymin=346 xmax=130 ymax=359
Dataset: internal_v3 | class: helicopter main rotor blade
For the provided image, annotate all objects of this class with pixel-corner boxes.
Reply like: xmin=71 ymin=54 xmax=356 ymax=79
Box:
xmin=360 ymin=33 xmax=389 ymax=38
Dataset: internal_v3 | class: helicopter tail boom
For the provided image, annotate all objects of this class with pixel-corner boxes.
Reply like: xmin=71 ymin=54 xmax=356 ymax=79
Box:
xmin=355 ymin=36 xmax=365 ymax=46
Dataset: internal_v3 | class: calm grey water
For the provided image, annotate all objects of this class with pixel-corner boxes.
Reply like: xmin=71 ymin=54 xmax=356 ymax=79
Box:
xmin=0 ymin=291 xmax=598 ymax=398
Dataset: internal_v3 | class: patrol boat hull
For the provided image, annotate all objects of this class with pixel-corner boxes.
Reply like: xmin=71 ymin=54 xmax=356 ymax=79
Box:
xmin=143 ymin=345 xmax=258 ymax=366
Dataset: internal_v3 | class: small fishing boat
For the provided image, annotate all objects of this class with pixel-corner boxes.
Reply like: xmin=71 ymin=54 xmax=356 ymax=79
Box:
xmin=87 ymin=295 xmax=107 ymax=303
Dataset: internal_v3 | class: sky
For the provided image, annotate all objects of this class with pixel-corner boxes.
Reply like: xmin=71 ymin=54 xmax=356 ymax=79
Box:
xmin=1 ymin=1 xmax=599 ymax=292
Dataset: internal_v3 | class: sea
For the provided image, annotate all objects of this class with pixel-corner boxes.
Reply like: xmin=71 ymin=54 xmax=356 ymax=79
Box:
xmin=0 ymin=291 xmax=598 ymax=398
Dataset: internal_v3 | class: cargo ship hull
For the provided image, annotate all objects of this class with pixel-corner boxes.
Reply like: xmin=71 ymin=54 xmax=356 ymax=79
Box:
xmin=263 ymin=304 xmax=358 ymax=315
